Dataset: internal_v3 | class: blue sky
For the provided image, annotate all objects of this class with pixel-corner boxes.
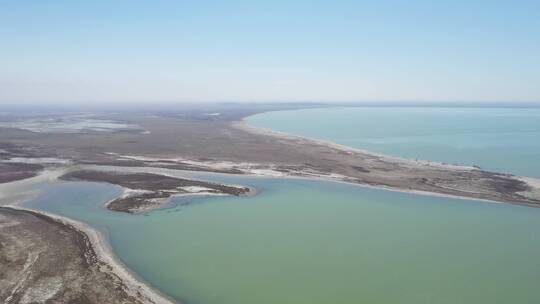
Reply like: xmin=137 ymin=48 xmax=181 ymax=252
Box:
xmin=0 ymin=0 xmax=539 ymax=104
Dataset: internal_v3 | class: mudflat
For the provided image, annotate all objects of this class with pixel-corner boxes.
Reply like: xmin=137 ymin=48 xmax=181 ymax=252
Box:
xmin=1 ymin=104 xmax=540 ymax=304
xmin=1 ymin=105 xmax=537 ymax=207
xmin=0 ymin=163 xmax=43 ymax=183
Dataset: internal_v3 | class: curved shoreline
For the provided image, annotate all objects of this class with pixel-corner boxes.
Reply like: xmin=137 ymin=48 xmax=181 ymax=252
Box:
xmin=1 ymin=156 xmax=538 ymax=303
xmin=0 ymin=168 xmax=177 ymax=303
xmin=84 ymin=161 xmax=507 ymax=206
xmin=239 ymin=107 xmax=539 ymax=174
xmin=1 ymin=108 xmax=540 ymax=303
xmin=233 ymin=119 xmax=478 ymax=171
xmin=2 ymin=203 xmax=177 ymax=304
xmin=232 ymin=118 xmax=540 ymax=206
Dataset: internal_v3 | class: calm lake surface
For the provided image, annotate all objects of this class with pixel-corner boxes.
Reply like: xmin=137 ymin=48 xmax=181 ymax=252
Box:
xmin=25 ymin=107 xmax=540 ymax=304
xmin=248 ymin=107 xmax=540 ymax=177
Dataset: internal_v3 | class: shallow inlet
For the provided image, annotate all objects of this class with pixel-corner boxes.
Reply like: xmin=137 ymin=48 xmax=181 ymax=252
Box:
xmin=22 ymin=106 xmax=540 ymax=303
xmin=25 ymin=176 xmax=540 ymax=304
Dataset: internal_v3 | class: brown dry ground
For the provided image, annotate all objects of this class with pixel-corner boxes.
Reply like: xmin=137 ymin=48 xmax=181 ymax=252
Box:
xmin=0 ymin=163 xmax=43 ymax=183
xmin=0 ymin=108 xmax=538 ymax=207
xmin=61 ymin=170 xmax=251 ymax=213
xmin=0 ymin=207 xmax=158 ymax=304
xmin=1 ymin=105 xmax=539 ymax=304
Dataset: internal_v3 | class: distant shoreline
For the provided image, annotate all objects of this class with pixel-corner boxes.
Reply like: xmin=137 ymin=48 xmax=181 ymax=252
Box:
xmin=1 ymin=104 xmax=540 ymax=303
xmin=234 ymin=118 xmax=540 ymax=207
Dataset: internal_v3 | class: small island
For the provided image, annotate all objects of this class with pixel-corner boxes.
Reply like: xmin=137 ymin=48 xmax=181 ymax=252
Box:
xmin=1 ymin=104 xmax=540 ymax=303
xmin=60 ymin=170 xmax=252 ymax=213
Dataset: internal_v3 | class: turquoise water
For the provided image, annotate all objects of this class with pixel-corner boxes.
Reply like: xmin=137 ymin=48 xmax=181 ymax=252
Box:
xmin=22 ymin=106 xmax=540 ymax=304
xmin=247 ymin=107 xmax=540 ymax=177
xmin=25 ymin=176 xmax=540 ymax=304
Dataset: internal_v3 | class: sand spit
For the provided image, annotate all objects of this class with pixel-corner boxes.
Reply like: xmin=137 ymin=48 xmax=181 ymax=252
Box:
xmin=77 ymin=163 xmax=483 ymax=201
xmin=96 ymin=152 xmax=540 ymax=207
xmin=0 ymin=168 xmax=176 ymax=303
xmin=88 ymin=161 xmax=510 ymax=206
xmin=3 ymin=106 xmax=540 ymax=304
xmin=3 ymin=109 xmax=535 ymax=206
xmin=232 ymin=120 xmax=540 ymax=207
xmin=60 ymin=169 xmax=252 ymax=213
xmin=232 ymin=120 xmax=478 ymax=171
xmin=1 ymin=205 xmax=176 ymax=304
xmin=0 ymin=153 xmax=539 ymax=304
xmin=0 ymin=167 xmax=68 ymax=206
xmin=517 ymin=177 xmax=540 ymax=201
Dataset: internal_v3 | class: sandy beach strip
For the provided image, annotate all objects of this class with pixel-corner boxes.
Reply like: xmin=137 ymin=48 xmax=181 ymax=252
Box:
xmin=87 ymin=162 xmax=509 ymax=207
xmin=1 ymin=131 xmax=540 ymax=303
xmin=3 ymin=204 xmax=176 ymax=304
xmin=85 ymin=154 xmax=540 ymax=208
xmin=0 ymin=168 xmax=176 ymax=303
xmin=232 ymin=120 xmax=478 ymax=171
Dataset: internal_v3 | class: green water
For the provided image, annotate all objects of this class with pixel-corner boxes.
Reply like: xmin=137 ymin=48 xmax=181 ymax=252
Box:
xmin=25 ymin=176 xmax=540 ymax=304
xmin=247 ymin=107 xmax=540 ymax=177
xmin=23 ymin=106 xmax=540 ymax=303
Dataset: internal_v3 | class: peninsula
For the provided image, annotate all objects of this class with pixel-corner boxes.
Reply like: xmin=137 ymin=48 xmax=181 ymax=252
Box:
xmin=1 ymin=104 xmax=540 ymax=303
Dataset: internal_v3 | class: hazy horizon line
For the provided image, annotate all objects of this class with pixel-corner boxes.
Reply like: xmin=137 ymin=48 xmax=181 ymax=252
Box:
xmin=2 ymin=100 xmax=540 ymax=113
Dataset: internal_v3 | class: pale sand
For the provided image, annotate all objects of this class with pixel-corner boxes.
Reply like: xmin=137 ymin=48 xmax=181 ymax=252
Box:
xmin=0 ymin=170 xmax=176 ymax=304
xmin=232 ymin=120 xmax=479 ymax=171
xmin=517 ymin=177 xmax=540 ymax=200
xmin=81 ymin=163 xmax=505 ymax=206
xmin=0 ymin=158 xmax=527 ymax=304
xmin=0 ymin=167 xmax=68 ymax=205
xmin=4 ymin=204 xmax=176 ymax=304
xmin=2 ymin=131 xmax=540 ymax=304
xmin=232 ymin=120 xmax=540 ymax=203
xmin=104 ymin=186 xmax=232 ymax=214
xmin=2 ymin=113 xmax=539 ymax=304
